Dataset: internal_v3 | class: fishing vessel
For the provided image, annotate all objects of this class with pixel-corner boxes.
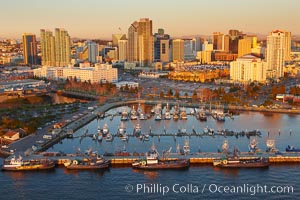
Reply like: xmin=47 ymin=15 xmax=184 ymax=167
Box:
xmin=2 ymin=156 xmax=55 ymax=171
xmin=213 ymin=148 xmax=269 ymax=168
xmin=132 ymin=144 xmax=189 ymax=170
xmin=139 ymin=113 xmax=147 ymax=120
xmin=64 ymin=154 xmax=110 ymax=170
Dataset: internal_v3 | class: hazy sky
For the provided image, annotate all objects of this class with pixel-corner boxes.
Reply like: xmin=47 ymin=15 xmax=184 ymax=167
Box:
xmin=1 ymin=0 xmax=299 ymax=39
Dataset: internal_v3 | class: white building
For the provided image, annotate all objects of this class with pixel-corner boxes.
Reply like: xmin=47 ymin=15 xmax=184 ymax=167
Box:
xmin=115 ymin=81 xmax=139 ymax=90
xmin=230 ymin=54 xmax=267 ymax=83
xmin=118 ymin=39 xmax=128 ymax=62
xmin=266 ymin=30 xmax=291 ymax=78
xmin=33 ymin=63 xmax=118 ymax=83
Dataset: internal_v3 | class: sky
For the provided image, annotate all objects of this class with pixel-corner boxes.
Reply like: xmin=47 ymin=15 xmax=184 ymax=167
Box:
xmin=1 ymin=0 xmax=299 ymax=39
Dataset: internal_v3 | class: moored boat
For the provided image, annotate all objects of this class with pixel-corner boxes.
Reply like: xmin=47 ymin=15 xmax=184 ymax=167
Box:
xmin=2 ymin=156 xmax=55 ymax=171
xmin=286 ymin=145 xmax=300 ymax=152
xmin=132 ymin=144 xmax=189 ymax=170
xmin=64 ymin=154 xmax=110 ymax=170
xmin=213 ymin=148 xmax=269 ymax=168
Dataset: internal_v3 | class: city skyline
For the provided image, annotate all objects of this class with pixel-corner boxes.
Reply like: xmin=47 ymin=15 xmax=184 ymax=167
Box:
xmin=1 ymin=0 xmax=300 ymax=39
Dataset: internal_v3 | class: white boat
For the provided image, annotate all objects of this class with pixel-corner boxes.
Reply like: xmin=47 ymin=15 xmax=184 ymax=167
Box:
xmin=154 ymin=113 xmax=162 ymax=121
xmin=102 ymin=123 xmax=109 ymax=136
xmin=130 ymin=106 xmax=138 ymax=120
xmin=183 ymin=137 xmax=190 ymax=154
xmin=117 ymin=123 xmax=126 ymax=136
xmin=190 ymin=108 xmax=195 ymax=115
xmin=121 ymin=110 xmax=129 ymax=121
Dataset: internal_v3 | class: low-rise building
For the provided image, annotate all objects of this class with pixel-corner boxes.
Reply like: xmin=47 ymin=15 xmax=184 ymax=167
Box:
xmin=33 ymin=63 xmax=118 ymax=83
xmin=230 ymin=54 xmax=267 ymax=83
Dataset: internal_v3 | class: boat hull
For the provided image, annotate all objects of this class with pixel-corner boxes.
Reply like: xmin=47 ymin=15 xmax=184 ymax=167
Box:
xmin=65 ymin=164 xmax=110 ymax=170
xmin=2 ymin=162 xmax=55 ymax=171
xmin=132 ymin=159 xmax=189 ymax=170
xmin=213 ymin=158 xmax=269 ymax=168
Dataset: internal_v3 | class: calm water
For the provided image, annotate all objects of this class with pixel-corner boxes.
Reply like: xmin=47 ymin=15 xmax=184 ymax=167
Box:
xmin=1 ymin=105 xmax=300 ymax=200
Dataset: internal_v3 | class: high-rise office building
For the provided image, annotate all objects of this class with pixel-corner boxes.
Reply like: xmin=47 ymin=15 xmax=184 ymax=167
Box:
xmin=238 ymin=39 xmax=252 ymax=58
xmin=172 ymin=39 xmax=184 ymax=62
xmin=128 ymin=18 xmax=154 ymax=66
xmin=266 ymin=30 xmax=291 ymax=78
xmin=40 ymin=28 xmax=71 ymax=67
xmin=86 ymin=40 xmax=99 ymax=63
xmin=213 ymin=32 xmax=229 ymax=52
xmin=128 ymin=21 xmax=139 ymax=63
xmin=154 ymin=28 xmax=170 ymax=62
xmin=22 ymin=33 xmax=38 ymax=65
xmin=118 ymin=39 xmax=128 ymax=62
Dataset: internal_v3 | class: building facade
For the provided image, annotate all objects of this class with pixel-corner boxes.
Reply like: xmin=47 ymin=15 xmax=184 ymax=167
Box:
xmin=118 ymin=39 xmax=128 ymax=62
xmin=230 ymin=54 xmax=267 ymax=82
xmin=172 ymin=39 xmax=184 ymax=62
xmin=40 ymin=28 xmax=71 ymax=67
xmin=128 ymin=18 xmax=154 ymax=66
xmin=22 ymin=33 xmax=38 ymax=65
xmin=33 ymin=63 xmax=118 ymax=83
xmin=266 ymin=30 xmax=291 ymax=78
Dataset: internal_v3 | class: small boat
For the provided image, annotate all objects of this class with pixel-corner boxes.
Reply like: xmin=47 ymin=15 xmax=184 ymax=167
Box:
xmin=266 ymin=140 xmax=278 ymax=153
xmin=173 ymin=113 xmax=179 ymax=120
xmin=198 ymin=111 xmax=207 ymax=121
xmin=130 ymin=106 xmax=138 ymax=120
xmin=117 ymin=123 xmax=126 ymax=136
xmin=2 ymin=156 xmax=55 ymax=171
xmin=132 ymin=144 xmax=189 ymax=170
xmin=105 ymin=133 xmax=113 ymax=142
xmin=213 ymin=148 xmax=269 ymax=168
xmin=121 ymin=110 xmax=129 ymax=121
xmin=190 ymin=108 xmax=195 ymax=115
xmin=248 ymin=138 xmax=260 ymax=154
xmin=286 ymin=145 xmax=300 ymax=152
xmin=64 ymin=154 xmax=110 ymax=170
xmin=154 ymin=113 xmax=162 ymax=121
xmin=102 ymin=123 xmax=109 ymax=136
xmin=183 ymin=137 xmax=190 ymax=155
xmin=133 ymin=124 xmax=142 ymax=136
xmin=180 ymin=108 xmax=187 ymax=120
xmin=164 ymin=111 xmax=171 ymax=120
xmin=139 ymin=113 xmax=147 ymax=120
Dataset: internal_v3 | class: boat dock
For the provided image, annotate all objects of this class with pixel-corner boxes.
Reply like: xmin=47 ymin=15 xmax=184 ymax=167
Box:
xmin=52 ymin=156 xmax=300 ymax=166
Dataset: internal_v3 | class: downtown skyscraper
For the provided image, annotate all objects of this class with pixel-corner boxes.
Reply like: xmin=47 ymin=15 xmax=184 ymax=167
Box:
xmin=22 ymin=33 xmax=38 ymax=65
xmin=40 ymin=28 xmax=71 ymax=67
xmin=266 ymin=30 xmax=291 ymax=78
xmin=128 ymin=18 xmax=154 ymax=67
